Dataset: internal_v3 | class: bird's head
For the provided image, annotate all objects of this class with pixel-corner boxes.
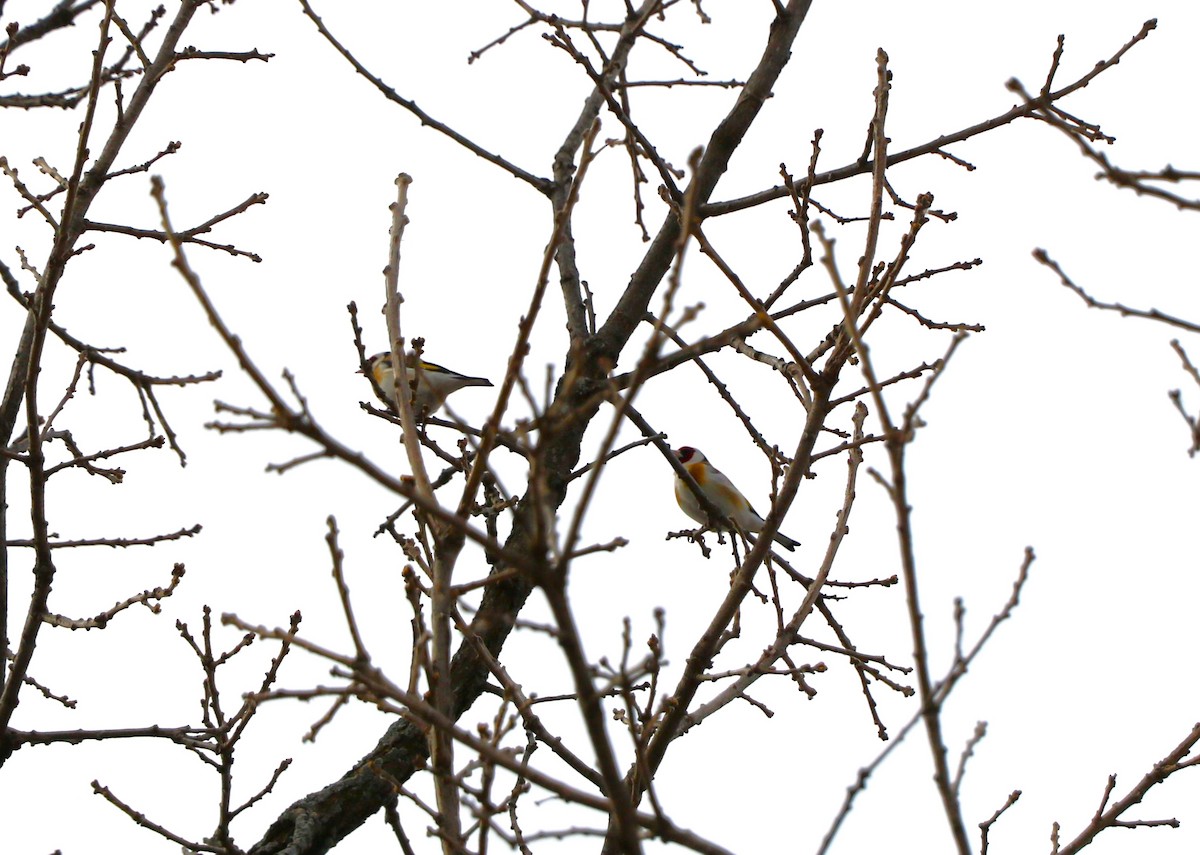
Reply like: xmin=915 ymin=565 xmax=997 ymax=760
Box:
xmin=360 ymin=354 xmax=399 ymax=405
xmin=359 ymin=352 xmax=393 ymax=375
xmin=674 ymin=446 xmax=706 ymax=465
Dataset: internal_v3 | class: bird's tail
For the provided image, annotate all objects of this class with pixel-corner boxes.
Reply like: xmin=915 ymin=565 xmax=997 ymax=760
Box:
xmin=772 ymin=530 xmax=800 ymax=552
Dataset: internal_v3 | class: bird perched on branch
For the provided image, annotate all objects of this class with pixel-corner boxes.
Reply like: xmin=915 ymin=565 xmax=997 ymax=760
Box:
xmin=672 ymin=446 xmax=799 ymax=552
xmin=363 ymin=352 xmax=493 ymax=417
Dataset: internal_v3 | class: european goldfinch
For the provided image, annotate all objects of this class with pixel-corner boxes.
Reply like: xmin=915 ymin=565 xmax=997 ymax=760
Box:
xmin=673 ymin=446 xmax=799 ymax=552
xmin=364 ymin=352 xmax=493 ymax=416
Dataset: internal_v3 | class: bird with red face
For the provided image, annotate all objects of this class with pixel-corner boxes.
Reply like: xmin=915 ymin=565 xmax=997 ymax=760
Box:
xmin=363 ymin=352 xmax=493 ymax=416
xmin=672 ymin=446 xmax=799 ymax=552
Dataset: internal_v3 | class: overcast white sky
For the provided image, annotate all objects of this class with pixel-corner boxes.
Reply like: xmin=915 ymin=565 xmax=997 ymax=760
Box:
xmin=2 ymin=2 xmax=1199 ymax=853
